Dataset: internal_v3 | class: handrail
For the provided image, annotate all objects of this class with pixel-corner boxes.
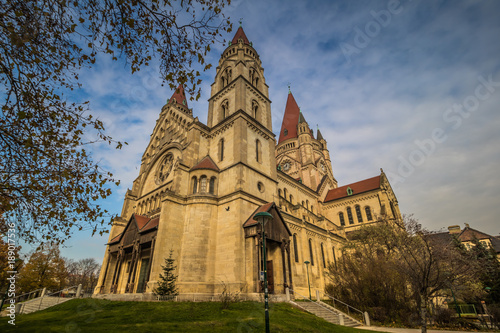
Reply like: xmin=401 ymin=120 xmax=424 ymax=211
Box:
xmin=17 ymin=285 xmax=81 ymax=314
xmin=290 ymin=289 xmax=342 ymax=316
xmin=46 ymin=285 xmax=80 ymax=298
xmin=13 ymin=288 xmax=44 ymax=303
xmin=321 ymin=291 xmax=365 ymax=323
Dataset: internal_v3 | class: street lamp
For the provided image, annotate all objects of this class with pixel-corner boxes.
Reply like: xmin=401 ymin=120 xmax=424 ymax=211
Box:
xmin=304 ymin=261 xmax=311 ymax=300
xmin=254 ymin=211 xmax=273 ymax=333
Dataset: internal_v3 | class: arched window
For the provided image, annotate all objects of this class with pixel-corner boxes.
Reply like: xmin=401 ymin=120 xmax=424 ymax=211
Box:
xmin=339 ymin=212 xmax=345 ymax=226
xmin=289 ymin=194 xmax=293 ymax=204
xmin=283 ymin=188 xmax=288 ymax=200
xmin=218 ymin=138 xmax=224 ymax=161
xmin=308 ymin=239 xmax=314 ymax=266
xmin=278 ymin=189 xmax=282 ymax=197
xmin=355 ymin=205 xmax=363 ymax=223
xmin=302 ymin=201 xmax=305 ymax=207
xmin=256 ymin=139 xmax=262 ymax=162
xmin=321 ymin=243 xmax=326 ymax=268
xmin=220 ymin=100 xmax=229 ymax=121
xmin=209 ymin=177 xmax=216 ymax=194
xmin=200 ymin=176 xmax=207 ymax=192
xmin=347 ymin=207 xmax=354 ymax=225
xmin=365 ymin=206 xmax=373 ymax=221
xmin=192 ymin=177 xmax=198 ymax=194
xmin=332 ymin=247 xmax=337 ymax=267
xmin=252 ymin=100 xmax=259 ymax=120
xmin=293 ymin=234 xmax=299 ymax=262
xmin=306 ymin=200 xmax=309 ymax=210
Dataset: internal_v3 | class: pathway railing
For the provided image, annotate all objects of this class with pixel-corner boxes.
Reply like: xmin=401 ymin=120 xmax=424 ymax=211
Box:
xmin=320 ymin=291 xmax=366 ymax=323
xmin=18 ymin=285 xmax=82 ymax=314
xmin=12 ymin=288 xmax=44 ymax=304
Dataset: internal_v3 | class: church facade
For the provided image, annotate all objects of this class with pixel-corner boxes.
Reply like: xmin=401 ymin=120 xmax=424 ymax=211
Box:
xmin=94 ymin=27 xmax=402 ymax=299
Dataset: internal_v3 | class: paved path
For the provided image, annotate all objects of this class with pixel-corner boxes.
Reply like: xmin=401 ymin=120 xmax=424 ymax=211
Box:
xmin=357 ymin=326 xmax=473 ymax=333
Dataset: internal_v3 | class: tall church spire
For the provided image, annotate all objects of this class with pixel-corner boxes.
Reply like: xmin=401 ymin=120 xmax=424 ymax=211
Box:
xmin=231 ymin=26 xmax=250 ymax=45
xmin=168 ymin=84 xmax=189 ymax=108
xmin=278 ymin=92 xmax=300 ymax=144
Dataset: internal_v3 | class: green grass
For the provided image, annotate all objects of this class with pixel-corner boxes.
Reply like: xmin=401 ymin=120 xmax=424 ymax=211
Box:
xmin=0 ymin=299 xmax=377 ymax=332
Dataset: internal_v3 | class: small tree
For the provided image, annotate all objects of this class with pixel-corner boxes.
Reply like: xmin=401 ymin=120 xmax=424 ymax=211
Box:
xmin=154 ymin=250 xmax=178 ymax=297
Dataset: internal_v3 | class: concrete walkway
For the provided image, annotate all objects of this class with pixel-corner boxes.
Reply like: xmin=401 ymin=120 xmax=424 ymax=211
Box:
xmin=357 ymin=326 xmax=473 ymax=333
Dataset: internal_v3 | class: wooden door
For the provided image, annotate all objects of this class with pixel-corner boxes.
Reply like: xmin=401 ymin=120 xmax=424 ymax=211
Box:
xmin=267 ymin=260 xmax=274 ymax=294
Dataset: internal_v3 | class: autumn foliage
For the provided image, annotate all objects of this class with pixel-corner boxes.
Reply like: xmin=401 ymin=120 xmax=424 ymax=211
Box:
xmin=0 ymin=0 xmax=232 ymax=244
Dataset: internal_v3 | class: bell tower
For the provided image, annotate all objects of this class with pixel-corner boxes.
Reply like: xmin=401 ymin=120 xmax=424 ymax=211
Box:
xmin=207 ymin=26 xmax=272 ymax=131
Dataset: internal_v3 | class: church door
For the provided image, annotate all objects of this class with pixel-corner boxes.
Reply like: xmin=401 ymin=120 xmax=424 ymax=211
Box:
xmin=136 ymin=258 xmax=150 ymax=293
xmin=267 ymin=260 xmax=274 ymax=294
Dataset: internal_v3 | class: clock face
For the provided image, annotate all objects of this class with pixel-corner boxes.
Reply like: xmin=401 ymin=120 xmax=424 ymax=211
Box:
xmin=283 ymin=162 xmax=291 ymax=171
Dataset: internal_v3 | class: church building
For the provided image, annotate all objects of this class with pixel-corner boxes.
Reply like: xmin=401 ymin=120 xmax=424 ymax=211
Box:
xmin=94 ymin=27 xmax=402 ymax=299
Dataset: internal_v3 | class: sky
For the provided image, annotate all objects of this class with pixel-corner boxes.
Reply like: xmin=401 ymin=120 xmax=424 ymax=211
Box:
xmin=45 ymin=0 xmax=500 ymax=263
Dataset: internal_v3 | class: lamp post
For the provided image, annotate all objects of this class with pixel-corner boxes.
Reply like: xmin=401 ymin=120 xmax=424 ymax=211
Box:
xmin=254 ymin=211 xmax=273 ymax=333
xmin=304 ymin=260 xmax=311 ymax=300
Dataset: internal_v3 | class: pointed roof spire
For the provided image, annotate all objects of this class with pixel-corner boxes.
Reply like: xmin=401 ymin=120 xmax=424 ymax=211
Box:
xmin=168 ymin=84 xmax=189 ymax=108
xmin=278 ymin=92 xmax=301 ymax=144
xmin=231 ymin=26 xmax=250 ymax=45
xmin=298 ymin=110 xmax=307 ymax=124
xmin=317 ymin=128 xmax=324 ymax=141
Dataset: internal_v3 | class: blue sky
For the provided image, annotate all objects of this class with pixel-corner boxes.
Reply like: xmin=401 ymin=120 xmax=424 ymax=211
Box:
xmin=46 ymin=0 xmax=500 ymax=262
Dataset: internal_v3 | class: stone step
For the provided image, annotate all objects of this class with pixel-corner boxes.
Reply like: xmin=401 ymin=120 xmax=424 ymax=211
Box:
xmin=294 ymin=301 xmax=361 ymax=327
xmin=19 ymin=296 xmax=71 ymax=314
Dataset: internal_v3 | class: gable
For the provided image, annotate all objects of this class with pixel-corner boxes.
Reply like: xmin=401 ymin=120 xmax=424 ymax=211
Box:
xmin=107 ymin=214 xmax=158 ymax=247
xmin=243 ymin=202 xmax=292 ymax=242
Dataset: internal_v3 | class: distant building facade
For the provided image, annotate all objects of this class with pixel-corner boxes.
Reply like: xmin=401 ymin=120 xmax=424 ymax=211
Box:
xmin=431 ymin=224 xmax=500 ymax=258
xmin=94 ymin=27 xmax=402 ymax=299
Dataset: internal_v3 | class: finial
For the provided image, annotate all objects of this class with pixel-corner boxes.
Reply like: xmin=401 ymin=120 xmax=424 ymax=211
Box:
xmin=239 ymin=18 xmax=243 ymax=27
xmin=317 ymin=124 xmax=319 ymax=131
xmin=287 ymin=82 xmax=291 ymax=94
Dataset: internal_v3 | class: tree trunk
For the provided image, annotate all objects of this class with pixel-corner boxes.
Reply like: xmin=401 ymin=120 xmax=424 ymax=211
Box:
xmin=420 ymin=294 xmax=427 ymax=333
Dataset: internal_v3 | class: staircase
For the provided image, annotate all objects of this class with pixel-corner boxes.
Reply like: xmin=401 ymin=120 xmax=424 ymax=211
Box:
xmin=17 ymin=296 xmax=72 ymax=314
xmin=293 ymin=301 xmax=362 ymax=327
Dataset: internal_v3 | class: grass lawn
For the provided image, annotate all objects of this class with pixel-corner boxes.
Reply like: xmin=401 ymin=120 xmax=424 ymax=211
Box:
xmin=0 ymin=299 xmax=378 ymax=332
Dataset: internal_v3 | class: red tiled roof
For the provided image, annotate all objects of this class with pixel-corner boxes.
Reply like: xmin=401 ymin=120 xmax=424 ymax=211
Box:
xmin=243 ymin=202 xmax=274 ymax=227
xmin=324 ymin=175 xmax=381 ymax=202
xmin=191 ymin=155 xmax=219 ymax=171
xmin=231 ymin=26 xmax=250 ymax=45
xmin=107 ymin=214 xmax=158 ymax=245
xmin=108 ymin=233 xmax=122 ymax=244
xmin=278 ymin=93 xmax=301 ymax=144
xmin=134 ymin=214 xmax=150 ymax=230
xmin=168 ymin=84 xmax=189 ymax=108
xmin=141 ymin=217 xmax=159 ymax=232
